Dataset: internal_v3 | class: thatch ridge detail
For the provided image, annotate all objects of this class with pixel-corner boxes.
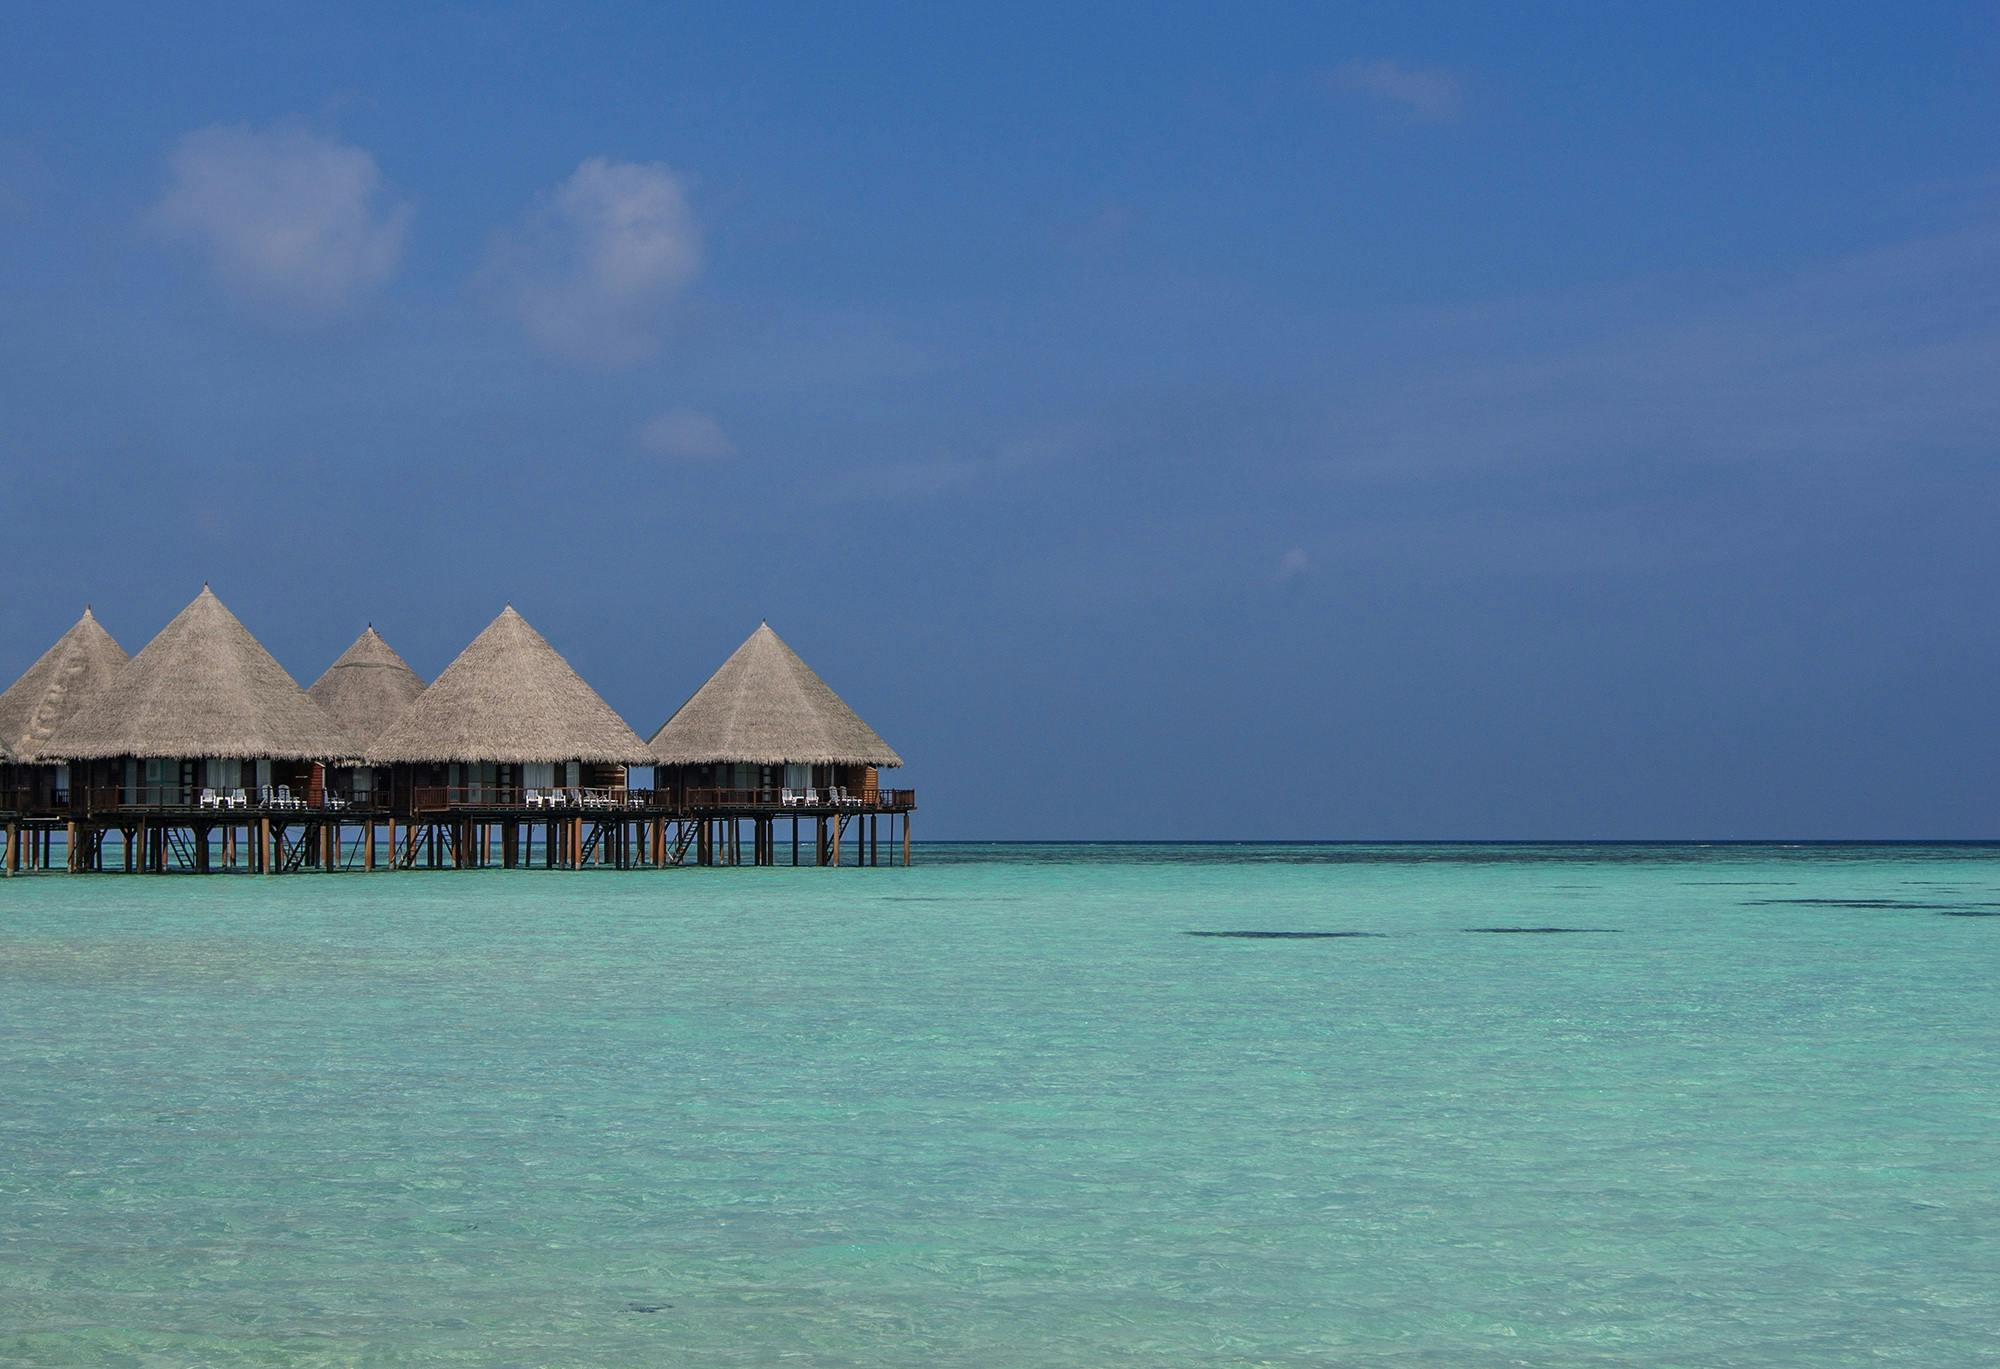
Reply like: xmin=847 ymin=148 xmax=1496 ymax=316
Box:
xmin=0 ymin=607 xmax=130 ymax=764
xmin=649 ymin=622 xmax=902 ymax=767
xmin=42 ymin=588 xmax=358 ymax=761
xmin=307 ymin=626 xmax=426 ymax=754
xmin=364 ymin=606 xmax=652 ymax=765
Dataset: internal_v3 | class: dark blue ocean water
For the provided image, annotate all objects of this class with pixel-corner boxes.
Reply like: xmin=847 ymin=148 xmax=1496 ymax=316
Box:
xmin=2 ymin=843 xmax=1997 ymax=1365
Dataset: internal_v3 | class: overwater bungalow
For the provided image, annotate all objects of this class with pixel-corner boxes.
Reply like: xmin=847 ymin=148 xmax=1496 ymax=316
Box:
xmin=0 ymin=607 xmax=129 ymax=817
xmin=365 ymin=605 xmax=652 ymax=813
xmin=307 ymin=625 xmax=426 ymax=808
xmin=649 ymin=622 xmax=912 ymax=864
xmin=3 ymin=598 xmax=916 ymax=876
xmin=41 ymin=587 xmax=358 ymax=815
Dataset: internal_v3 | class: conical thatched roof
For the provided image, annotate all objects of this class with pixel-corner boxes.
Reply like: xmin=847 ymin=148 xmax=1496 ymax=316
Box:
xmin=365 ymin=606 xmax=652 ymax=765
xmin=43 ymin=587 xmax=357 ymax=761
xmin=307 ymin=626 xmax=426 ymax=752
xmin=0 ymin=607 xmax=129 ymax=763
xmin=650 ymin=622 xmax=903 ymax=767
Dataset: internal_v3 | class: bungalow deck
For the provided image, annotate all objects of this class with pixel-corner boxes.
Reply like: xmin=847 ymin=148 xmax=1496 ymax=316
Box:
xmin=1 ymin=788 xmax=915 ymax=875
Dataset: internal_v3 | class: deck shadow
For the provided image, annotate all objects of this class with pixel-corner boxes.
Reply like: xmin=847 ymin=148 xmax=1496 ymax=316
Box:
xmin=1745 ymin=898 xmax=2000 ymax=910
xmin=1463 ymin=927 xmax=1619 ymax=934
xmin=1185 ymin=931 xmax=1389 ymax=939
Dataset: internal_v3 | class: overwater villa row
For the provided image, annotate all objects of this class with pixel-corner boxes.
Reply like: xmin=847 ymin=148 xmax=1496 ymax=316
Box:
xmin=0 ymin=589 xmax=912 ymax=874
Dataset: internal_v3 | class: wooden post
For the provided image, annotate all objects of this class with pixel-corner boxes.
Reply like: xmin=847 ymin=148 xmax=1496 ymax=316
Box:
xmin=365 ymin=821 xmax=376 ymax=871
xmin=903 ymin=810 xmax=912 ymax=866
xmin=3 ymin=822 xmax=14 ymax=876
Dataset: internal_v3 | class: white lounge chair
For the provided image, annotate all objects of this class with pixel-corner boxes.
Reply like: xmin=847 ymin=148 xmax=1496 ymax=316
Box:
xmin=228 ymin=788 xmax=248 ymax=809
xmin=198 ymin=788 xmax=220 ymax=810
xmin=275 ymin=785 xmax=301 ymax=810
xmin=781 ymin=787 xmax=801 ymax=806
xmin=804 ymin=787 xmax=822 ymax=806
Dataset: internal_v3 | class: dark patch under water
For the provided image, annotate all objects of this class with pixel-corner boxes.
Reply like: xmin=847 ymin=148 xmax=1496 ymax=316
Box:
xmin=1938 ymin=909 xmax=2000 ymax=917
xmin=627 ymin=1303 xmax=673 ymax=1314
xmin=1464 ymin=927 xmax=1619 ymax=934
xmin=1745 ymin=898 xmax=2000 ymax=910
xmin=879 ymin=895 xmax=1027 ymax=903
xmin=1185 ymin=931 xmax=1388 ymax=939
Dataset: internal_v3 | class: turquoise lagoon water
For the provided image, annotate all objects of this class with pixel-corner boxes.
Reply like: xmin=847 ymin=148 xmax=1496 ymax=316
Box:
xmin=2 ymin=843 xmax=1997 ymax=1366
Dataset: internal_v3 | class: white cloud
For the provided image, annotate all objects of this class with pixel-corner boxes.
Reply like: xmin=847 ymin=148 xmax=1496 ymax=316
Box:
xmin=152 ymin=123 xmax=410 ymax=312
xmin=1276 ymin=547 xmax=1312 ymax=582
xmin=1327 ymin=59 xmax=1462 ymax=124
xmin=491 ymin=157 xmax=700 ymax=365
xmin=637 ymin=408 xmax=732 ymax=460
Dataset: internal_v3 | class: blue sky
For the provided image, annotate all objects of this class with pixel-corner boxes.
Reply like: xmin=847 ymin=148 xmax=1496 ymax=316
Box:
xmin=2 ymin=3 xmax=1996 ymax=837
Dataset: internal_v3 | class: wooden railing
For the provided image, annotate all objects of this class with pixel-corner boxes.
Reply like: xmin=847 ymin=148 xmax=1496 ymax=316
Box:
xmin=82 ymin=786 xmax=392 ymax=814
xmin=675 ymin=787 xmax=916 ymax=812
xmin=411 ymin=786 xmax=655 ymax=813
xmin=412 ymin=786 xmax=915 ymax=814
xmin=36 ymin=785 xmax=916 ymax=817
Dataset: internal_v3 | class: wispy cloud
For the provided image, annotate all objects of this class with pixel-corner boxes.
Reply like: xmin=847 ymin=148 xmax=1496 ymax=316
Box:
xmin=151 ymin=123 xmax=410 ymax=313
xmin=637 ymin=408 xmax=732 ymax=460
xmin=1315 ymin=223 xmax=2000 ymax=484
xmin=1276 ymin=547 xmax=1312 ymax=583
xmin=1326 ymin=59 xmax=1463 ymax=124
xmin=488 ymin=157 xmax=700 ymax=366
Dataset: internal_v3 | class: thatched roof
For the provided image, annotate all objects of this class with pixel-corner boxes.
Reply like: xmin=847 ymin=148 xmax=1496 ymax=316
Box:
xmin=365 ymin=606 xmax=652 ymax=765
xmin=650 ymin=622 xmax=903 ymax=768
xmin=42 ymin=587 xmax=358 ymax=761
xmin=307 ymin=626 xmax=426 ymax=752
xmin=0 ymin=607 xmax=129 ymax=764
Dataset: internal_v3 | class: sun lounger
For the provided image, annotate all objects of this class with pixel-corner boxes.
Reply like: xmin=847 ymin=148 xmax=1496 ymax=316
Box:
xmin=198 ymin=788 xmax=220 ymax=810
